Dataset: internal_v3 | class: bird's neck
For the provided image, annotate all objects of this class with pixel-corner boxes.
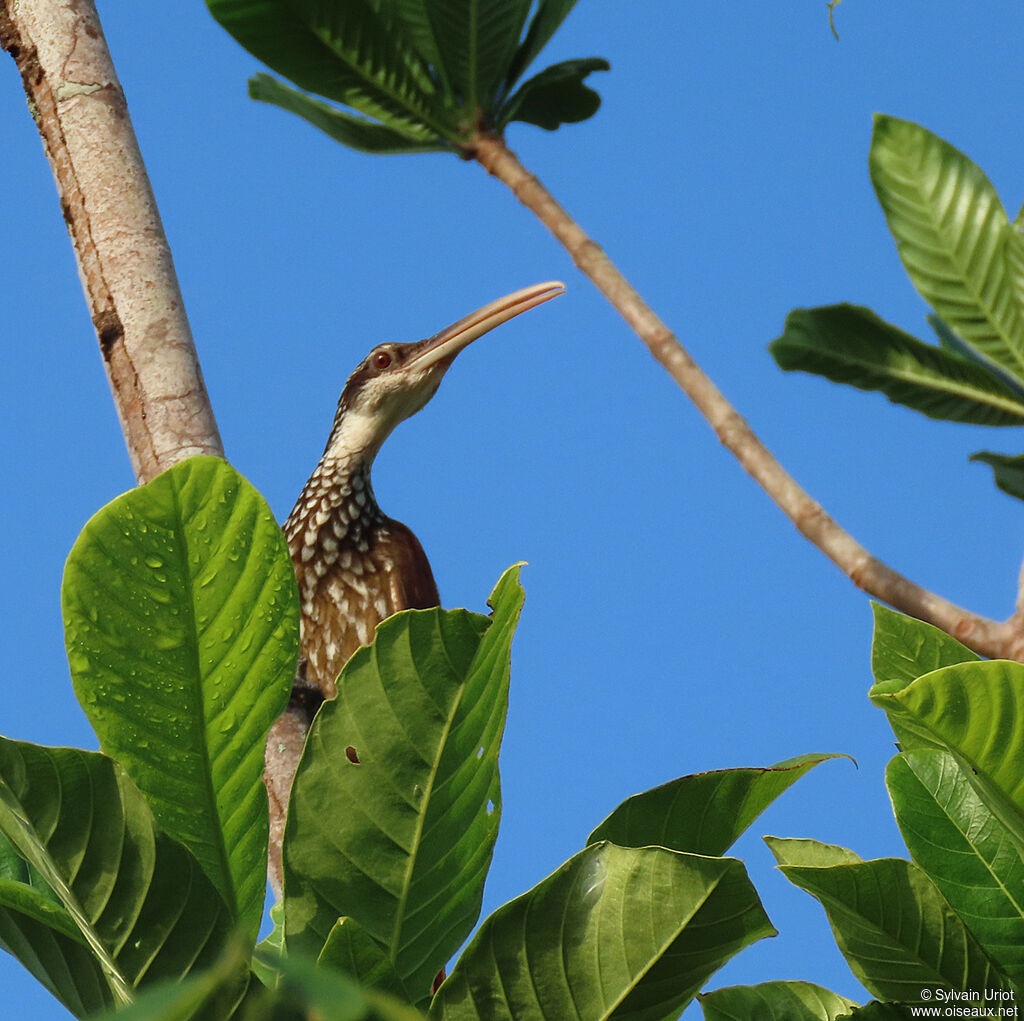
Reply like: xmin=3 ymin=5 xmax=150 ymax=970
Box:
xmin=284 ymin=448 xmax=385 ymax=569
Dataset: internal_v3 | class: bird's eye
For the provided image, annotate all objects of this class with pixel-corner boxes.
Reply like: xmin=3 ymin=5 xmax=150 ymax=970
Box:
xmin=372 ymin=350 xmax=393 ymax=370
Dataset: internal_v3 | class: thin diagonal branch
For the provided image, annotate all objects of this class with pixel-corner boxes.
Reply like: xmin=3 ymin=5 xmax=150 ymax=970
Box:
xmin=469 ymin=130 xmax=1024 ymax=662
xmin=1 ymin=0 xmax=222 ymax=483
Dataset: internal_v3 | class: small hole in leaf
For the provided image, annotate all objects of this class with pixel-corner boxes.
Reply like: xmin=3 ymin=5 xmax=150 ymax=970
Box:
xmin=476 ymin=746 xmax=484 ymax=759
xmin=486 ymin=800 xmax=495 ymax=815
xmin=345 ymin=746 xmax=360 ymax=764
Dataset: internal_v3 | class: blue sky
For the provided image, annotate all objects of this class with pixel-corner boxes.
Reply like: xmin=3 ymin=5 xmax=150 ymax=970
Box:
xmin=3 ymin=1 xmax=1024 ymax=1015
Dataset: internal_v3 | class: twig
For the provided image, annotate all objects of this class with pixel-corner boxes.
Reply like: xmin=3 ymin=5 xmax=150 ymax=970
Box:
xmin=470 ymin=131 xmax=1024 ymax=662
xmin=0 ymin=0 xmax=222 ymax=483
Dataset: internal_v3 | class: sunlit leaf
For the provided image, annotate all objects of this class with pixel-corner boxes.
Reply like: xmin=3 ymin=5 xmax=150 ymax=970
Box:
xmin=870 ymin=116 xmax=1024 ymax=379
xmin=0 ymin=739 xmax=237 ymax=1019
xmin=587 ymin=753 xmax=844 ymax=856
xmin=698 ymin=980 xmax=858 ymax=1020
xmin=767 ymin=836 xmax=1010 ymax=1003
xmin=888 ymin=750 xmax=1024 ymax=985
xmin=770 ymin=304 xmax=1024 ymax=425
xmin=505 ymin=0 xmax=583 ymax=87
xmin=430 ymin=842 xmax=774 ymax=1020
xmin=62 ymin=456 xmax=297 ymax=941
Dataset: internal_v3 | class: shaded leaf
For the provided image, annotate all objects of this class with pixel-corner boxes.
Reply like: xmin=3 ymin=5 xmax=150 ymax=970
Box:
xmin=62 ymin=456 xmax=297 ymax=941
xmin=285 ymin=567 xmax=524 ymax=1005
xmin=927 ymin=314 xmax=1024 ymax=401
xmin=0 ymin=739 xmax=237 ymax=1018
xmin=318 ymin=917 xmax=409 ymax=999
xmin=587 ymin=753 xmax=844 ymax=856
xmin=970 ymin=450 xmax=1024 ymax=502
xmin=249 ymin=74 xmax=450 ymax=153
xmin=698 ymin=980 xmax=858 ymax=1020
xmin=505 ymin=0 xmax=583 ymax=88
xmin=430 ymin=842 xmax=775 ymax=1021
xmin=426 ymin=0 xmax=531 ymax=112
xmin=770 ymin=304 xmax=1024 ymax=425
xmin=250 ymin=901 xmax=285 ymax=991
xmin=207 ymin=0 xmax=452 ymax=139
xmin=870 ymin=116 xmax=1024 ymax=379
xmin=766 ymin=836 xmax=1010 ymax=1003
xmin=888 ymin=750 xmax=1024 ymax=985
xmin=501 ymin=57 xmax=609 ymax=131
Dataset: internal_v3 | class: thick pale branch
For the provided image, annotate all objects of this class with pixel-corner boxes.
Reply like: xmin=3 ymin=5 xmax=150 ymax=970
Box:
xmin=1 ymin=0 xmax=222 ymax=483
xmin=470 ymin=132 xmax=1024 ymax=662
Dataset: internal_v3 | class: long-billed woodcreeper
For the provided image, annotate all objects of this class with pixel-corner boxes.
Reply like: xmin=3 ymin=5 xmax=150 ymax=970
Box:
xmin=264 ymin=281 xmax=564 ymax=892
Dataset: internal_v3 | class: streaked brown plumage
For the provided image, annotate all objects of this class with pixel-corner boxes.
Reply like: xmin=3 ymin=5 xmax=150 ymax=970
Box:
xmin=264 ymin=282 xmax=564 ymax=895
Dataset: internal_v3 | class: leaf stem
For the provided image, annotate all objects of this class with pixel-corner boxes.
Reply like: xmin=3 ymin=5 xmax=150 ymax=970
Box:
xmin=469 ymin=131 xmax=1024 ymax=662
xmin=0 ymin=0 xmax=223 ymax=484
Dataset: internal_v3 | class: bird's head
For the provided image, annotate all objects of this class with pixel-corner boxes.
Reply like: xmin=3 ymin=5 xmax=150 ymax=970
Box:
xmin=324 ymin=281 xmax=565 ymax=463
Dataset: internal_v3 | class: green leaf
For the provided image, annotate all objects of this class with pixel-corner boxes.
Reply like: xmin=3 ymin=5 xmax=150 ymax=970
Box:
xmin=766 ymin=836 xmax=1010 ymax=1003
xmin=870 ymin=115 xmax=1024 ymax=380
xmin=887 ymin=750 xmax=1024 ymax=985
xmin=426 ymin=0 xmax=531 ymax=114
xmin=505 ymin=0 xmax=583 ymax=88
xmin=430 ymin=842 xmax=775 ymax=1020
xmin=207 ymin=0 xmax=453 ymax=140
xmin=839 ymin=1006 xmax=915 ymax=1021
xmin=249 ymin=74 xmax=450 ymax=153
xmin=869 ymin=604 xmax=979 ymax=691
xmin=770 ymin=305 xmax=1024 ymax=425
xmin=250 ymin=901 xmax=286 ymax=991
xmin=870 ymin=660 xmax=1024 ymax=865
xmin=698 ymin=980 xmax=858 ymax=1020
xmin=586 ymin=753 xmax=844 ymax=856
xmin=244 ymin=952 xmax=428 ymax=1020
xmin=285 ymin=566 xmax=524 ymax=1005
xmin=318 ymin=917 xmax=410 ymax=1000
xmin=500 ymin=57 xmax=610 ymax=131
xmin=970 ymin=450 xmax=1024 ymax=502
xmin=0 ymin=738 xmax=237 ymax=1018
xmin=62 ymin=456 xmax=298 ymax=941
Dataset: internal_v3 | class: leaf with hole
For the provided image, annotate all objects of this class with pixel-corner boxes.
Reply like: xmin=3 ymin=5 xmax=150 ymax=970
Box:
xmin=62 ymin=456 xmax=298 ymax=942
xmin=284 ymin=566 xmax=523 ymax=1006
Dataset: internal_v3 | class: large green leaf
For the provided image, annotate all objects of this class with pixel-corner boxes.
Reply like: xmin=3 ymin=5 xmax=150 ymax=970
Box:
xmin=284 ymin=566 xmax=524 ymax=1005
xmin=586 ymin=754 xmax=843 ymax=856
xmin=430 ymin=841 xmax=774 ymax=1020
xmin=425 ymin=0 xmax=531 ymax=113
xmin=767 ymin=837 xmax=1011 ymax=1004
xmin=499 ymin=57 xmax=610 ymax=131
xmin=317 ymin=917 xmax=410 ymax=1000
xmin=698 ymin=980 xmax=858 ymax=1020
xmin=970 ymin=450 xmax=1024 ymax=503
xmin=870 ymin=116 xmax=1024 ymax=380
xmin=0 ymin=738 xmax=237 ymax=1019
xmin=771 ymin=304 xmax=1024 ymax=424
xmin=62 ymin=456 xmax=298 ymax=940
xmin=887 ymin=750 xmax=1024 ymax=985
xmin=249 ymin=74 xmax=451 ymax=152
xmin=207 ymin=0 xmax=452 ymax=139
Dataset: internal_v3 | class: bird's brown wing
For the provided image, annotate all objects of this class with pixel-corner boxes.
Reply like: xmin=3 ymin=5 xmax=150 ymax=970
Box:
xmin=377 ymin=518 xmax=441 ymax=613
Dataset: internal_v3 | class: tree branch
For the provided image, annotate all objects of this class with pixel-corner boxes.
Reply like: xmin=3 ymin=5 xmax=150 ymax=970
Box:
xmin=470 ymin=131 xmax=1024 ymax=662
xmin=1 ymin=0 xmax=222 ymax=483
